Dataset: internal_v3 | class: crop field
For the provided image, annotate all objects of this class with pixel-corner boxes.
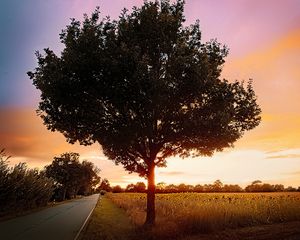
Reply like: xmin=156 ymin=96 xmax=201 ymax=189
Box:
xmin=107 ymin=192 xmax=300 ymax=239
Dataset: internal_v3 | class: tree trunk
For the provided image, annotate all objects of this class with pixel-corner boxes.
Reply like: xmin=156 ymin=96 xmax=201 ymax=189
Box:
xmin=145 ymin=164 xmax=156 ymax=225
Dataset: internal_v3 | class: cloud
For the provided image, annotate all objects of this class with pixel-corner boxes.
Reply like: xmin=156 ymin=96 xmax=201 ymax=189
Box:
xmin=265 ymin=149 xmax=300 ymax=160
xmin=267 ymin=154 xmax=300 ymax=159
xmin=159 ymin=171 xmax=185 ymax=176
xmin=285 ymin=171 xmax=300 ymax=176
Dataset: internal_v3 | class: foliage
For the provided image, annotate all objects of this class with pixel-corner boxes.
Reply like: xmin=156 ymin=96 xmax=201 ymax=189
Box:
xmin=245 ymin=181 xmax=285 ymax=192
xmin=28 ymin=0 xmax=261 ymax=177
xmin=120 ymin=180 xmax=290 ymax=193
xmin=0 ymin=149 xmax=54 ymax=216
xmin=45 ymin=152 xmax=100 ymax=201
xmin=125 ymin=182 xmax=146 ymax=193
xmin=28 ymin=0 xmax=261 ymax=224
xmin=112 ymin=185 xmax=124 ymax=193
xmin=107 ymin=192 xmax=300 ymax=238
xmin=100 ymin=190 xmax=106 ymax=195
xmin=78 ymin=160 xmax=101 ymax=195
xmin=98 ymin=178 xmax=112 ymax=192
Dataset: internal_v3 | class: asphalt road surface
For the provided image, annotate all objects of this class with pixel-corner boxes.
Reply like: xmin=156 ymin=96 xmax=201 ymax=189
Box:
xmin=0 ymin=194 xmax=99 ymax=240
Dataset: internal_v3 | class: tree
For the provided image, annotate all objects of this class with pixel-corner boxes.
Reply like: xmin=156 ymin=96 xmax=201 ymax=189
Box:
xmin=78 ymin=160 xmax=101 ymax=195
xmin=45 ymin=152 xmax=100 ymax=200
xmin=252 ymin=180 xmax=262 ymax=185
xmin=274 ymin=184 xmax=284 ymax=192
xmin=223 ymin=184 xmax=243 ymax=192
xmin=177 ymin=183 xmax=191 ymax=192
xmin=28 ymin=0 xmax=261 ymax=225
xmin=165 ymin=184 xmax=177 ymax=193
xmin=112 ymin=185 xmax=123 ymax=193
xmin=45 ymin=152 xmax=81 ymax=200
xmin=125 ymin=183 xmax=136 ymax=192
xmin=212 ymin=179 xmax=223 ymax=192
xmin=156 ymin=182 xmax=166 ymax=193
xmin=286 ymin=186 xmax=297 ymax=192
xmin=194 ymin=184 xmax=204 ymax=193
xmin=98 ymin=178 xmax=112 ymax=192
xmin=135 ymin=182 xmax=147 ymax=192
xmin=125 ymin=182 xmax=146 ymax=192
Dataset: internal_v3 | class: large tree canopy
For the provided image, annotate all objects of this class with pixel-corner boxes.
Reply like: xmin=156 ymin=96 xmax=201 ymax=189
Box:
xmin=28 ymin=0 xmax=261 ymax=224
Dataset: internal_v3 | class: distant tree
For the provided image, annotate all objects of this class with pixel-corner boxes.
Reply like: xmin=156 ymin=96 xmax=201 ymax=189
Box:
xmin=252 ymin=180 xmax=262 ymax=185
xmin=274 ymin=184 xmax=284 ymax=192
xmin=112 ymin=185 xmax=124 ymax=193
xmin=212 ymin=179 xmax=223 ymax=192
xmin=204 ymin=184 xmax=214 ymax=192
xmin=98 ymin=178 xmax=112 ymax=192
xmin=194 ymin=184 xmax=204 ymax=192
xmin=78 ymin=160 xmax=101 ymax=195
xmin=177 ymin=183 xmax=193 ymax=192
xmin=45 ymin=152 xmax=100 ymax=200
xmin=45 ymin=152 xmax=81 ymax=200
xmin=245 ymin=181 xmax=287 ymax=192
xmin=260 ymin=183 xmax=275 ymax=192
xmin=156 ymin=182 xmax=166 ymax=193
xmin=125 ymin=183 xmax=136 ymax=192
xmin=223 ymin=184 xmax=243 ymax=192
xmin=125 ymin=182 xmax=146 ymax=192
xmin=165 ymin=184 xmax=177 ymax=193
xmin=28 ymin=0 xmax=261 ymax=224
xmin=135 ymin=182 xmax=146 ymax=192
xmin=286 ymin=186 xmax=297 ymax=192
xmin=246 ymin=180 xmax=262 ymax=192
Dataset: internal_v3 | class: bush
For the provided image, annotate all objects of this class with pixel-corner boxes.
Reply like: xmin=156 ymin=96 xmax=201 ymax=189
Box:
xmin=0 ymin=150 xmax=54 ymax=216
xmin=100 ymin=190 xmax=106 ymax=195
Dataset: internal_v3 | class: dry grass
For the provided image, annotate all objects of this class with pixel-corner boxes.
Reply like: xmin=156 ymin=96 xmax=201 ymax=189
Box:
xmin=107 ymin=192 xmax=300 ymax=239
xmin=80 ymin=196 xmax=136 ymax=240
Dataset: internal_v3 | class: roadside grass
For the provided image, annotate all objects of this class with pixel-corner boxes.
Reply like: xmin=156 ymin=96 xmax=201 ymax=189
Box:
xmin=80 ymin=195 xmax=136 ymax=240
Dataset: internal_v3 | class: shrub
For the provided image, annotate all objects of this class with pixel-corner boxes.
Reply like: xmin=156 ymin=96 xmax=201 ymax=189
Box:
xmin=0 ymin=150 xmax=54 ymax=216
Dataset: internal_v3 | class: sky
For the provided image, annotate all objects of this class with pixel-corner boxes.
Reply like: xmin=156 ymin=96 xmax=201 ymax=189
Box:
xmin=1 ymin=0 xmax=300 ymax=188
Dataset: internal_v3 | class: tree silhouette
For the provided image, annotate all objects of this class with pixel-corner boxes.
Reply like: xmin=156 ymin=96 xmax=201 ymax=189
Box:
xmin=45 ymin=152 xmax=99 ymax=200
xmin=28 ymin=0 xmax=261 ymax=224
xmin=98 ymin=178 xmax=112 ymax=192
xmin=212 ymin=179 xmax=223 ymax=192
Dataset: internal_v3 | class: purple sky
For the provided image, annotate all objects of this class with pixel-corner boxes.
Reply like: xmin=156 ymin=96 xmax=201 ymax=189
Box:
xmin=1 ymin=0 xmax=299 ymax=107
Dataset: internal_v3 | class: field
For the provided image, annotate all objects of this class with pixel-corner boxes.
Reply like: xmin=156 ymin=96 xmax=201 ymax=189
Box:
xmin=106 ymin=192 xmax=300 ymax=239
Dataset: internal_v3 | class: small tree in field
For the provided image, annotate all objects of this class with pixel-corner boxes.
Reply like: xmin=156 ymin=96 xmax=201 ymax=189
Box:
xmin=28 ymin=0 xmax=261 ymax=224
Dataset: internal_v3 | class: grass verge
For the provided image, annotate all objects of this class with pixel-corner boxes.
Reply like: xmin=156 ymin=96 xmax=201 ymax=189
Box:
xmin=80 ymin=195 xmax=136 ymax=240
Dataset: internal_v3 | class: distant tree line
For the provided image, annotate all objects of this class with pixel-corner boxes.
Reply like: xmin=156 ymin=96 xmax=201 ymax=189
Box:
xmin=0 ymin=149 xmax=100 ymax=216
xmin=98 ymin=179 xmax=300 ymax=194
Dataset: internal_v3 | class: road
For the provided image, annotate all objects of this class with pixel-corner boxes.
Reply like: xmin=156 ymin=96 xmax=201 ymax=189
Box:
xmin=0 ymin=194 xmax=99 ymax=240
